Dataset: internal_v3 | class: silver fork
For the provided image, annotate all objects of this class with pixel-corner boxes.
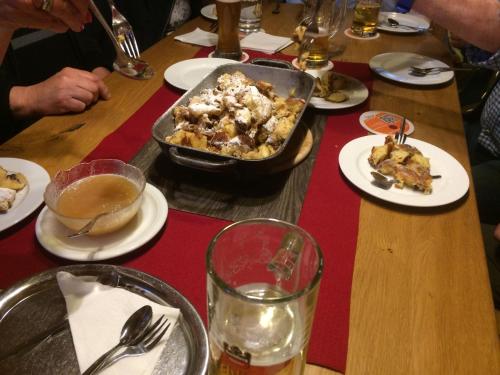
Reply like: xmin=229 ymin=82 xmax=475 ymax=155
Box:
xmin=107 ymin=0 xmax=140 ymax=59
xmin=89 ymin=315 xmax=170 ymax=375
xmin=395 ymin=117 xmax=407 ymax=144
xmin=409 ymin=66 xmax=477 ymax=76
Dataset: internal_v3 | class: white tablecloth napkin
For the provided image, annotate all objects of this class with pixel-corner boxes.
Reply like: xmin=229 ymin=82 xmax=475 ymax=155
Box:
xmin=56 ymin=271 xmax=181 ymax=375
xmin=174 ymin=27 xmax=218 ymax=47
xmin=240 ymin=32 xmax=293 ymax=54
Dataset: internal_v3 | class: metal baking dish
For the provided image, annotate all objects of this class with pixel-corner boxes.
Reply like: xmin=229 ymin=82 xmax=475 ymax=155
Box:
xmin=152 ymin=63 xmax=315 ymax=173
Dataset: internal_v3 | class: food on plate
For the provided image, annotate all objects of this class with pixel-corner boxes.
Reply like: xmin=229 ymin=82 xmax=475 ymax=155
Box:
xmin=368 ymin=136 xmax=432 ymax=194
xmin=0 ymin=188 xmax=16 ymax=212
xmin=165 ymin=71 xmax=305 ymax=159
xmin=0 ymin=166 xmax=28 ymax=212
xmin=313 ymin=71 xmax=349 ymax=103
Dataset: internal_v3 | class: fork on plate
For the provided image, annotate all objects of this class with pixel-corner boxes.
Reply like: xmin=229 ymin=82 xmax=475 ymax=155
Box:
xmin=409 ymin=65 xmax=477 ymax=76
xmin=395 ymin=117 xmax=407 ymax=144
xmin=87 ymin=315 xmax=170 ymax=375
xmin=107 ymin=0 xmax=140 ymax=59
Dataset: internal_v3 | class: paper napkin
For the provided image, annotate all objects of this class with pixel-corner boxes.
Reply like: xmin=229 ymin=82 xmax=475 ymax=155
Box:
xmin=240 ymin=32 xmax=293 ymax=54
xmin=174 ymin=27 xmax=218 ymax=47
xmin=56 ymin=272 xmax=181 ymax=375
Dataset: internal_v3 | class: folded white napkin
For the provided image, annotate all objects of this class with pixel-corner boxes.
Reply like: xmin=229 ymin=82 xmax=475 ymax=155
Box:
xmin=56 ymin=272 xmax=181 ymax=375
xmin=174 ymin=27 xmax=218 ymax=47
xmin=240 ymin=32 xmax=293 ymax=54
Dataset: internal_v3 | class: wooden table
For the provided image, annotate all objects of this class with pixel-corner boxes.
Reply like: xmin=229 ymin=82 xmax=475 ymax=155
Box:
xmin=1 ymin=3 xmax=499 ymax=375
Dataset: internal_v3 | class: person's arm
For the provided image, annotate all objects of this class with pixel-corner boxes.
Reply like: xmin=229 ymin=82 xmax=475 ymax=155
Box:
xmin=9 ymin=67 xmax=110 ymax=118
xmin=413 ymin=0 xmax=500 ymax=52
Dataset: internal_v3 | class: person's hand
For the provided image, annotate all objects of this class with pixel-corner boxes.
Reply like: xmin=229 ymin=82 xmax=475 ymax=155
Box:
xmin=0 ymin=0 xmax=91 ymax=33
xmin=9 ymin=67 xmax=111 ymax=118
xmin=495 ymin=224 xmax=500 ymax=242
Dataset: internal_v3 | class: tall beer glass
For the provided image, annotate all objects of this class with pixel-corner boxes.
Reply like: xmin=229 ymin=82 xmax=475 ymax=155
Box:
xmin=214 ymin=0 xmax=242 ymax=60
xmin=351 ymin=0 xmax=381 ymax=37
xmin=206 ymin=218 xmax=323 ymax=375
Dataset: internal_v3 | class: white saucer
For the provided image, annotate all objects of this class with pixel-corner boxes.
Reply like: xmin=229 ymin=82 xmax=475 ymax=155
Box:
xmin=35 ymin=183 xmax=168 ymax=261
xmin=164 ymin=57 xmax=236 ymax=90
xmin=377 ymin=12 xmax=430 ymax=34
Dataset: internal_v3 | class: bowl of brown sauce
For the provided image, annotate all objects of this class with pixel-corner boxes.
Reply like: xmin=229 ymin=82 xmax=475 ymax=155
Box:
xmin=44 ymin=159 xmax=146 ymax=236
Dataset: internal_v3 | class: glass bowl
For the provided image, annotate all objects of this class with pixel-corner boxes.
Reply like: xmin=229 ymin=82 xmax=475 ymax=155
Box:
xmin=44 ymin=159 xmax=146 ymax=236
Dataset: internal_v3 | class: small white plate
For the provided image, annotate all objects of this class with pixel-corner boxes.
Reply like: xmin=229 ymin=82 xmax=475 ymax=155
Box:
xmin=369 ymin=52 xmax=454 ymax=86
xmin=359 ymin=111 xmax=415 ymax=136
xmin=35 ymin=183 xmax=168 ymax=261
xmin=0 ymin=158 xmax=50 ymax=232
xmin=164 ymin=57 xmax=236 ymax=91
xmin=309 ymin=73 xmax=369 ymax=110
xmin=201 ymin=4 xmax=217 ymax=21
xmin=377 ymin=12 xmax=430 ymax=33
xmin=339 ymin=135 xmax=469 ymax=207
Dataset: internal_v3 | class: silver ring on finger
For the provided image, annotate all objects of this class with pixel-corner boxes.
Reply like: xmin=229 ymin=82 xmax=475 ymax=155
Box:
xmin=41 ymin=0 xmax=54 ymax=12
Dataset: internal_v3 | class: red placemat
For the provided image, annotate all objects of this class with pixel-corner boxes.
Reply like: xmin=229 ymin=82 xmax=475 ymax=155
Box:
xmin=0 ymin=48 xmax=372 ymax=373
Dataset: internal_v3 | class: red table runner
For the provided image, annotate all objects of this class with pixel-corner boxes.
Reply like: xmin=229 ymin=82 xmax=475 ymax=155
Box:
xmin=0 ymin=48 xmax=373 ymax=373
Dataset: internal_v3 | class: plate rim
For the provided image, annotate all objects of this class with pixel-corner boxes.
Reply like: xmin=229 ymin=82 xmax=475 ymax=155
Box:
xmin=338 ymin=134 xmax=470 ymax=207
xmin=0 ymin=157 xmax=50 ymax=232
xmin=369 ymin=52 xmax=454 ymax=86
xmin=308 ymin=72 xmax=369 ymax=110
xmin=35 ymin=183 xmax=168 ymax=261
xmin=0 ymin=264 xmax=209 ymax=374
xmin=200 ymin=4 xmax=217 ymax=21
xmin=164 ymin=57 xmax=236 ymax=90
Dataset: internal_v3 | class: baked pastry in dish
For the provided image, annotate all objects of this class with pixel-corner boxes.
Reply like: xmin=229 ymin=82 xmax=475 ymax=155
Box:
xmin=368 ymin=136 xmax=432 ymax=194
xmin=165 ymin=71 xmax=305 ymax=160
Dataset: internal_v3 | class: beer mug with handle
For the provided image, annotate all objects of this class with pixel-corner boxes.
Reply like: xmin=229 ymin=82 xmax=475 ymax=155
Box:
xmin=206 ymin=218 xmax=323 ymax=375
xmin=300 ymin=0 xmax=347 ymax=69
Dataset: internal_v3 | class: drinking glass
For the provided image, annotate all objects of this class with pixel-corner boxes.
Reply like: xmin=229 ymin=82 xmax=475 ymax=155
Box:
xmin=214 ymin=0 xmax=242 ymax=60
xmin=239 ymin=0 xmax=263 ymax=33
xmin=300 ymin=0 xmax=346 ymax=69
xmin=206 ymin=218 xmax=323 ymax=375
xmin=350 ymin=0 xmax=382 ymax=37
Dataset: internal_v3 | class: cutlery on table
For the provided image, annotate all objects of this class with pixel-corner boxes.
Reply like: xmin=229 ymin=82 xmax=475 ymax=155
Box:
xmin=395 ymin=116 xmax=407 ymax=144
xmin=107 ymin=0 xmax=140 ymax=59
xmin=89 ymin=0 xmax=154 ymax=79
xmin=82 ymin=305 xmax=153 ymax=375
xmin=409 ymin=65 xmax=478 ymax=76
xmin=386 ymin=17 xmax=427 ymax=31
xmin=88 ymin=315 xmax=170 ymax=375
xmin=66 ymin=211 xmax=110 ymax=238
xmin=371 ymin=171 xmax=442 ymax=190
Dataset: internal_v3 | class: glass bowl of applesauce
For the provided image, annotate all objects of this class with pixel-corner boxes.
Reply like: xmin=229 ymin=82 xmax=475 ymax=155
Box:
xmin=44 ymin=159 xmax=146 ymax=236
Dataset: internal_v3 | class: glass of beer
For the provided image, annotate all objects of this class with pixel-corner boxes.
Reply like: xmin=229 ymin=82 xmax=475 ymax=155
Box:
xmin=214 ymin=0 xmax=242 ymax=60
xmin=239 ymin=0 xmax=262 ymax=33
xmin=350 ymin=0 xmax=381 ymax=37
xmin=300 ymin=0 xmax=344 ymax=69
xmin=206 ymin=218 xmax=323 ymax=375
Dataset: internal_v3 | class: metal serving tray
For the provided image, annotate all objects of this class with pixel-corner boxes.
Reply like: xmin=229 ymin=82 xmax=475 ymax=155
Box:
xmin=152 ymin=63 xmax=315 ymax=173
xmin=0 ymin=264 xmax=208 ymax=375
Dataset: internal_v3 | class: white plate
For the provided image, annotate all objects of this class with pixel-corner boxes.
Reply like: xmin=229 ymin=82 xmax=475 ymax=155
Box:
xmin=35 ymin=183 xmax=168 ymax=261
xmin=201 ymin=4 xmax=217 ymax=21
xmin=308 ymin=73 xmax=369 ymax=110
xmin=377 ymin=12 xmax=430 ymax=33
xmin=164 ymin=57 xmax=235 ymax=90
xmin=369 ymin=52 xmax=454 ymax=86
xmin=338 ymin=135 xmax=469 ymax=207
xmin=0 ymin=158 xmax=50 ymax=232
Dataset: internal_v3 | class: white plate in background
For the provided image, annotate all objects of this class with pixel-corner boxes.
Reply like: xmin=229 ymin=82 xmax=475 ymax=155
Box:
xmin=369 ymin=52 xmax=454 ymax=86
xmin=378 ymin=12 xmax=430 ymax=33
xmin=201 ymin=4 xmax=217 ymax=21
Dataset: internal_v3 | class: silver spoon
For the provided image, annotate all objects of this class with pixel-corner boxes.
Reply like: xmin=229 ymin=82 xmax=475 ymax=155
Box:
xmin=89 ymin=1 xmax=154 ymax=80
xmin=387 ymin=17 xmax=426 ymax=31
xmin=82 ymin=305 xmax=153 ymax=375
xmin=66 ymin=211 xmax=110 ymax=238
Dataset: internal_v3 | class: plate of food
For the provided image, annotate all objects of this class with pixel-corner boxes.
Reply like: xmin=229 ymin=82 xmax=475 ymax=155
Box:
xmin=0 ymin=157 xmax=50 ymax=232
xmin=200 ymin=3 xmax=217 ymax=20
xmin=377 ymin=12 xmax=430 ymax=33
xmin=339 ymin=135 xmax=469 ymax=207
xmin=369 ymin=52 xmax=454 ymax=86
